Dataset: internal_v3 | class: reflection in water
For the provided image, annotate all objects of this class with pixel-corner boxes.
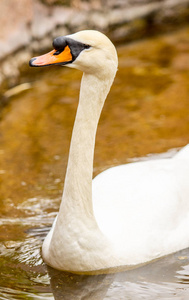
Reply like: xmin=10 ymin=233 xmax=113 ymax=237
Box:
xmin=48 ymin=248 xmax=189 ymax=299
xmin=48 ymin=267 xmax=113 ymax=300
xmin=1 ymin=27 xmax=189 ymax=298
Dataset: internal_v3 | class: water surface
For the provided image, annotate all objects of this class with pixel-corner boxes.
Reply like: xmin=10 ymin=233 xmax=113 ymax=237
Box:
xmin=1 ymin=27 xmax=189 ymax=299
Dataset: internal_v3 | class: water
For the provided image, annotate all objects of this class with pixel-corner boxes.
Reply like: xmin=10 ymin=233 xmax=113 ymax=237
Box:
xmin=1 ymin=26 xmax=189 ymax=299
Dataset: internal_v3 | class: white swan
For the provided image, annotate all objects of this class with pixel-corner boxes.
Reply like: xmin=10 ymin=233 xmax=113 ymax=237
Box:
xmin=29 ymin=30 xmax=189 ymax=274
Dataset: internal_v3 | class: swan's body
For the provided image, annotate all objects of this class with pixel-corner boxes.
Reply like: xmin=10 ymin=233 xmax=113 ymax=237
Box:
xmin=30 ymin=30 xmax=189 ymax=274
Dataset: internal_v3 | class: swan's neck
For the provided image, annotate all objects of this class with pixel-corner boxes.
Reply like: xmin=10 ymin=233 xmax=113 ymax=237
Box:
xmin=58 ymin=72 xmax=114 ymax=222
xmin=42 ymin=68 xmax=118 ymax=272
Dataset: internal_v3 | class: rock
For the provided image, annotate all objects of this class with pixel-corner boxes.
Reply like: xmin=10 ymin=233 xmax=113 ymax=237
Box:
xmin=0 ymin=0 xmax=32 ymax=60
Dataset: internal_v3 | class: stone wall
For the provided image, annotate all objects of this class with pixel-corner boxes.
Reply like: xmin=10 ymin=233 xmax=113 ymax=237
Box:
xmin=0 ymin=0 xmax=189 ymax=88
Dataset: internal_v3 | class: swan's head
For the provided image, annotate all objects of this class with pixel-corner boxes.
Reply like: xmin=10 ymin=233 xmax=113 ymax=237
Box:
xmin=29 ymin=30 xmax=118 ymax=77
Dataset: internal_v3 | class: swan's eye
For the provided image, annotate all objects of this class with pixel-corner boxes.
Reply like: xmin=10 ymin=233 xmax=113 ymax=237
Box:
xmin=53 ymin=49 xmax=64 ymax=56
xmin=84 ymin=44 xmax=91 ymax=49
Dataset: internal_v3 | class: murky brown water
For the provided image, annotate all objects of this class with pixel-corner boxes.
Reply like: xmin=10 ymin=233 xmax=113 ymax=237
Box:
xmin=1 ymin=27 xmax=189 ymax=299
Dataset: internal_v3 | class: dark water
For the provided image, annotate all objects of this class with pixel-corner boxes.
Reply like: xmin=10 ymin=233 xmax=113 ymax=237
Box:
xmin=1 ymin=27 xmax=189 ymax=299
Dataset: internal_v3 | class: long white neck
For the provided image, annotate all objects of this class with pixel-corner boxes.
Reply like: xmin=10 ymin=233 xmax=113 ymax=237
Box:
xmin=42 ymin=64 xmax=118 ymax=272
xmin=57 ymin=72 xmax=114 ymax=223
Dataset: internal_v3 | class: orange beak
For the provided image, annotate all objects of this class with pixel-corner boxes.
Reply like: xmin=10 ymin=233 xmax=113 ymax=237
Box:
xmin=29 ymin=45 xmax=73 ymax=67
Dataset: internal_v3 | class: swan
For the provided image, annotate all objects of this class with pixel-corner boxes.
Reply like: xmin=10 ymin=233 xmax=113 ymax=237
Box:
xmin=29 ymin=30 xmax=189 ymax=274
